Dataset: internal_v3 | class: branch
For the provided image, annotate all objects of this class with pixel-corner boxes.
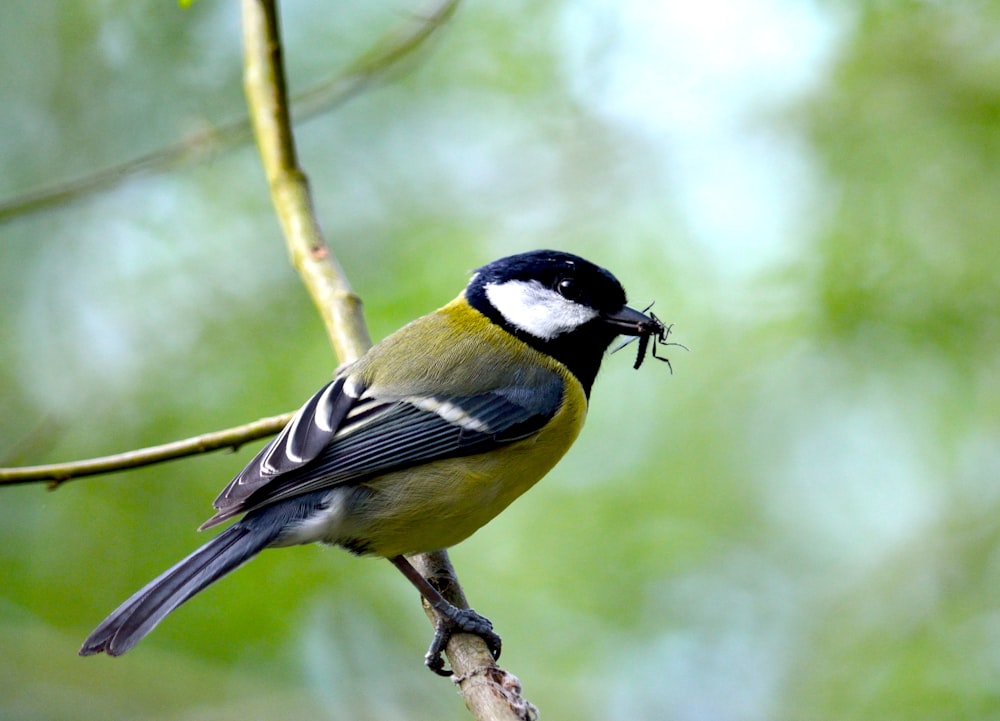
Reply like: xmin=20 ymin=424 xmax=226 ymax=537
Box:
xmin=0 ymin=0 xmax=458 ymax=225
xmin=0 ymin=413 xmax=292 ymax=487
xmin=411 ymin=553 xmax=539 ymax=721
xmin=0 ymin=0 xmax=459 ymax=484
xmin=241 ymin=0 xmax=369 ymax=361
xmin=241 ymin=1 xmax=535 ymax=718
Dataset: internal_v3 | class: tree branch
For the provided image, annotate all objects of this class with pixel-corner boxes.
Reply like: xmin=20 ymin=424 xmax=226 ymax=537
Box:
xmin=0 ymin=0 xmax=459 ymax=483
xmin=0 ymin=413 xmax=292 ymax=487
xmin=241 ymin=0 xmax=369 ymax=361
xmin=241 ymin=1 xmax=535 ymax=717
xmin=0 ymin=0 xmax=458 ymax=225
xmin=411 ymin=553 xmax=539 ymax=721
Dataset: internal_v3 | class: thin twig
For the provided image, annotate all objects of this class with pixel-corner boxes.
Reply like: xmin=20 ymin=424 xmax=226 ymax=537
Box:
xmin=0 ymin=412 xmax=292 ymax=487
xmin=0 ymin=0 xmax=458 ymax=225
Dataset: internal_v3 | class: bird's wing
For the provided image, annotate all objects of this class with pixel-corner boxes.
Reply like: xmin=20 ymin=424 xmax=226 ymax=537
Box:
xmin=200 ymin=370 xmax=564 ymax=528
xmin=201 ymin=376 xmax=356 ymax=529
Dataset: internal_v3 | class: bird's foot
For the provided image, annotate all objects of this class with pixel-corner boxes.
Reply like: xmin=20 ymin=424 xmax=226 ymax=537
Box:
xmin=425 ymin=606 xmax=502 ymax=676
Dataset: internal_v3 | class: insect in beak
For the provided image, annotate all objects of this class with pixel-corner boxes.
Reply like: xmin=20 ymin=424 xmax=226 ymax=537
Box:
xmin=612 ymin=304 xmax=687 ymax=371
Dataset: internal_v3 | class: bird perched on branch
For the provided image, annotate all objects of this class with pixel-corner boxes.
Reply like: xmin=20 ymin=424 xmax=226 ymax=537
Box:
xmin=80 ymin=249 xmax=673 ymax=675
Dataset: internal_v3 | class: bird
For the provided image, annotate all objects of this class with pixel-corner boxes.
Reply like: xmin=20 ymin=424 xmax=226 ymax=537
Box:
xmin=79 ymin=249 xmax=669 ymax=675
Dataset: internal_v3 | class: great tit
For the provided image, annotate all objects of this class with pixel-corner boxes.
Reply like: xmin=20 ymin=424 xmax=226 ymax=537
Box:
xmin=80 ymin=249 xmax=669 ymax=675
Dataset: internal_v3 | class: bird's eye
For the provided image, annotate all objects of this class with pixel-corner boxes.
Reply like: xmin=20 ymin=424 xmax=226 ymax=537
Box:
xmin=556 ymin=277 xmax=581 ymax=301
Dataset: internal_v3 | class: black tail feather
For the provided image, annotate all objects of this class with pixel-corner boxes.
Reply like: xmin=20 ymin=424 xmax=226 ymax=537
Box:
xmin=79 ymin=524 xmax=272 ymax=657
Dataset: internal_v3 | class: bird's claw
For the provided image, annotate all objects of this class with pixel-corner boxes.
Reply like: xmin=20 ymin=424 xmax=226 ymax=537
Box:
xmin=424 ymin=607 xmax=502 ymax=677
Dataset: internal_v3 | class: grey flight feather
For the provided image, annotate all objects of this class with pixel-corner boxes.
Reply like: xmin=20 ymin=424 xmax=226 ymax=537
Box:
xmin=204 ymin=377 xmax=356 ymax=527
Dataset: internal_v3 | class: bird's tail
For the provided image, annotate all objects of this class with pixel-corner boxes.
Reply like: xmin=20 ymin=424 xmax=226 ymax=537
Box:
xmin=79 ymin=522 xmax=274 ymax=657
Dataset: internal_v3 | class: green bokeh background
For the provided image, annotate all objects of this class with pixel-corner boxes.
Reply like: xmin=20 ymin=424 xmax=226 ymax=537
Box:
xmin=2 ymin=1 xmax=999 ymax=719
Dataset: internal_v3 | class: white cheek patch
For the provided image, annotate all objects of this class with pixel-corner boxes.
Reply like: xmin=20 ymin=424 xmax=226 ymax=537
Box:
xmin=485 ymin=280 xmax=599 ymax=340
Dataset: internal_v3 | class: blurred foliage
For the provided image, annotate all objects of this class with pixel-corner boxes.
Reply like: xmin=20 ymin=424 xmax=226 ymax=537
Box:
xmin=807 ymin=1 xmax=1000 ymax=372
xmin=1 ymin=0 xmax=999 ymax=720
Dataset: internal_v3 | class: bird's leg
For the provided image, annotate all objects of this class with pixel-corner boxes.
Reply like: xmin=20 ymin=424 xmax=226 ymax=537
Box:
xmin=389 ymin=554 xmax=502 ymax=676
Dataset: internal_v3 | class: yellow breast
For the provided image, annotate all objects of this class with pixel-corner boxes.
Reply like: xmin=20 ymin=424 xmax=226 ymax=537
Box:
xmin=333 ymin=297 xmax=590 ymax=558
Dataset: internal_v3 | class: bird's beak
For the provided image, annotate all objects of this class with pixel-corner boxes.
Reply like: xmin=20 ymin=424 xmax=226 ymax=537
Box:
xmin=602 ymin=304 xmax=658 ymax=337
